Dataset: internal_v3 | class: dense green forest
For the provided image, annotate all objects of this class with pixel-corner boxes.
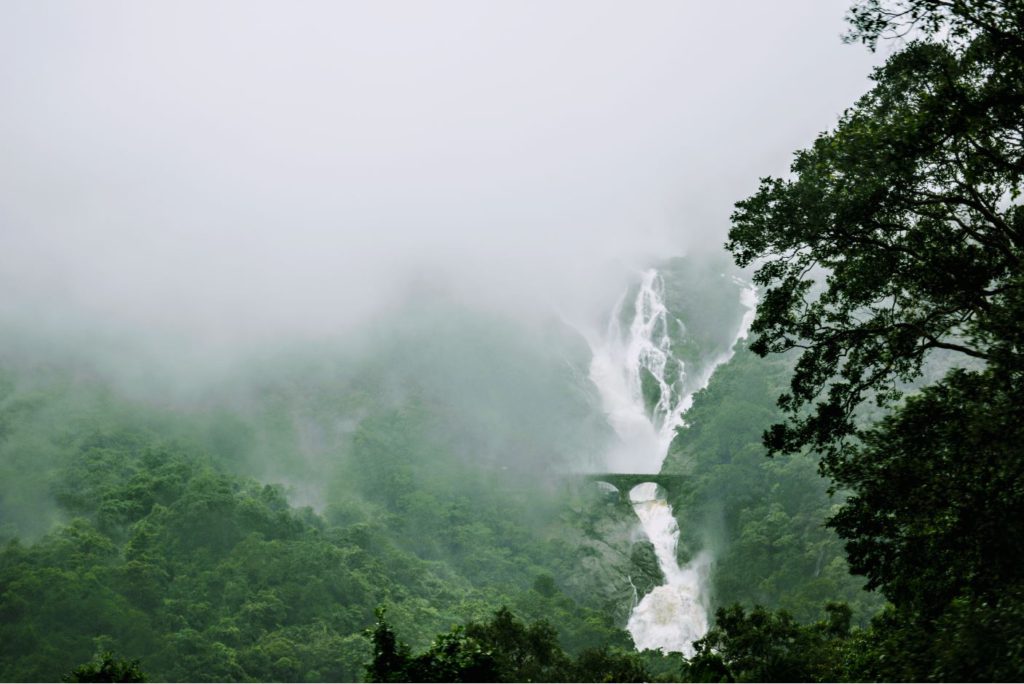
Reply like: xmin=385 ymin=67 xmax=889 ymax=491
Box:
xmin=0 ymin=309 xmax=643 ymax=681
xmin=0 ymin=299 xmax=882 ymax=682
xmin=716 ymin=0 xmax=1024 ymax=679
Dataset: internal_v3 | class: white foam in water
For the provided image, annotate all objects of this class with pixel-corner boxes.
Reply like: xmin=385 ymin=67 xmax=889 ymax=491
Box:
xmin=586 ymin=268 xmax=755 ymax=655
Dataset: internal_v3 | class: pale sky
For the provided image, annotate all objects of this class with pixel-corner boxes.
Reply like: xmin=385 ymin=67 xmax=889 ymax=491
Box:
xmin=0 ymin=1 xmax=879 ymax=347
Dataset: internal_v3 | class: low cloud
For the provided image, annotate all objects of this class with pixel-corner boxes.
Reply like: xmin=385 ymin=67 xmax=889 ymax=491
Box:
xmin=0 ymin=0 xmax=878 ymax=351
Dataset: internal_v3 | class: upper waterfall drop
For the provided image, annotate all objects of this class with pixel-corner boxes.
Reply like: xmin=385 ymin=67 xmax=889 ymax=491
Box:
xmin=588 ymin=269 xmax=683 ymax=473
xmin=588 ymin=265 xmax=755 ymax=474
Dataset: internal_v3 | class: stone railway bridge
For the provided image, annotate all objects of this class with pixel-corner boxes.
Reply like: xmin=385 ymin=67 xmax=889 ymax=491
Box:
xmin=582 ymin=473 xmax=686 ymax=496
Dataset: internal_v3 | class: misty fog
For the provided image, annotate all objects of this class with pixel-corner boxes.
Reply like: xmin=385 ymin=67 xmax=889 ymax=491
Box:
xmin=0 ymin=0 xmax=878 ymax=365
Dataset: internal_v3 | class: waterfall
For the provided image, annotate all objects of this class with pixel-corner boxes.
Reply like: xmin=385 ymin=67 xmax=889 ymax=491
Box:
xmin=588 ymin=269 xmax=681 ymax=474
xmin=587 ymin=266 xmax=755 ymax=656
xmin=625 ymin=483 xmax=711 ymax=655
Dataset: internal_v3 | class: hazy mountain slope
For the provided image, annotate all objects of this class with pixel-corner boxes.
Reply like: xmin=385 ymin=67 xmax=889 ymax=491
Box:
xmin=662 ymin=344 xmax=883 ymax=623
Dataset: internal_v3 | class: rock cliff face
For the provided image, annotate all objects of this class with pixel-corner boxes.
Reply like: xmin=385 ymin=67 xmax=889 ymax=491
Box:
xmin=561 ymin=483 xmax=665 ymax=625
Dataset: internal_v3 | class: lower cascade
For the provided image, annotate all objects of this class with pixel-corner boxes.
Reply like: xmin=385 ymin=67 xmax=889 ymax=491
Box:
xmin=626 ymin=483 xmax=710 ymax=656
xmin=586 ymin=264 xmax=755 ymax=655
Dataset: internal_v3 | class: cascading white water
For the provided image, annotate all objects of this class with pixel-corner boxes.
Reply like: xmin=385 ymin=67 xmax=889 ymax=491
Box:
xmin=627 ymin=483 xmax=711 ymax=655
xmin=588 ymin=270 xmax=683 ymax=473
xmin=587 ymin=267 xmax=755 ymax=655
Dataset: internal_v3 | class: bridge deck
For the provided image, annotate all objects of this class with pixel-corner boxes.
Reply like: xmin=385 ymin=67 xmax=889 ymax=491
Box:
xmin=583 ymin=473 xmax=685 ymax=494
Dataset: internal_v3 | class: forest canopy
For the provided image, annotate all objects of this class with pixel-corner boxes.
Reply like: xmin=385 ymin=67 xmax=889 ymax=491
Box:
xmin=726 ymin=0 xmax=1024 ymax=679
